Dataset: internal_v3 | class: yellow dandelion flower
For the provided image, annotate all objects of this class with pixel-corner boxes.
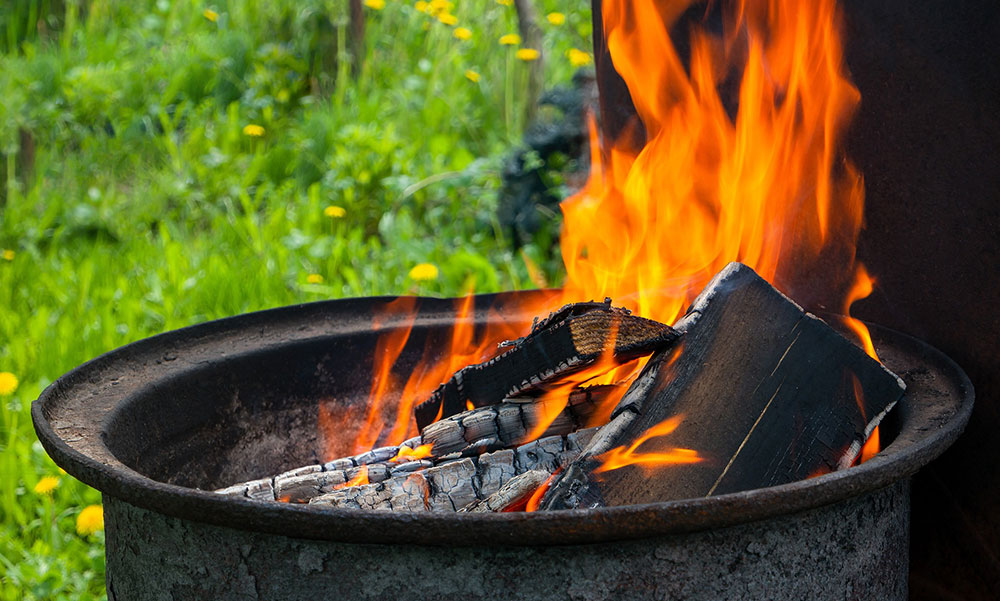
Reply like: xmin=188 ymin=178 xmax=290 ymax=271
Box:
xmin=437 ymin=12 xmax=458 ymax=26
xmin=429 ymin=0 xmax=453 ymax=14
xmin=499 ymin=33 xmax=521 ymax=46
xmin=516 ymin=48 xmax=541 ymax=62
xmin=243 ymin=124 xmax=265 ymax=137
xmin=415 ymin=1 xmax=429 ymax=13
xmin=408 ymin=263 xmax=439 ymax=281
xmin=324 ymin=205 xmax=346 ymax=218
xmin=34 ymin=476 xmax=60 ymax=495
xmin=306 ymin=274 xmax=325 ymax=284
xmin=568 ymin=48 xmax=593 ymax=67
xmin=364 ymin=0 xmax=385 ymax=9
xmin=464 ymin=69 xmax=481 ymax=82
xmin=203 ymin=9 xmax=218 ymax=22
xmin=1 ymin=249 xmax=14 ymax=261
xmin=547 ymin=12 xmax=566 ymax=25
xmin=76 ymin=505 xmax=104 ymax=536
xmin=496 ymin=0 xmax=513 ymax=6
xmin=0 ymin=372 xmax=17 ymax=396
xmin=453 ymin=26 xmax=472 ymax=40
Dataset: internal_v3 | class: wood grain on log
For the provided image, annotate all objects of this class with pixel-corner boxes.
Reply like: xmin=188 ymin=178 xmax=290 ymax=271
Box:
xmin=459 ymin=469 xmax=552 ymax=512
xmin=542 ymin=263 xmax=905 ymax=510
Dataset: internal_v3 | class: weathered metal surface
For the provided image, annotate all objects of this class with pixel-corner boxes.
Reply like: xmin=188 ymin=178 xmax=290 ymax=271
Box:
xmin=104 ymin=480 xmax=910 ymax=600
xmin=30 ymin=292 xmax=971 ymax=545
xmin=30 ymin=291 xmax=970 ymax=600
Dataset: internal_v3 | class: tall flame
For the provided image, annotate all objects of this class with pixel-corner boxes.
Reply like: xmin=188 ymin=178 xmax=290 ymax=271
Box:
xmin=561 ymin=0 xmax=865 ymax=324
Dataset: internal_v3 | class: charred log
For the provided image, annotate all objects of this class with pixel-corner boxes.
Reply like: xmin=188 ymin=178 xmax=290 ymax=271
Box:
xmin=308 ymin=429 xmax=596 ymax=511
xmin=214 ymin=384 xmax=617 ymax=502
xmin=414 ymin=300 xmax=679 ymax=429
xmin=542 ymin=263 xmax=905 ymax=510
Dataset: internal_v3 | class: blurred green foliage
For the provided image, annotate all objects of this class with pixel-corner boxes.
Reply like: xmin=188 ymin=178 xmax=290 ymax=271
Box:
xmin=0 ymin=1 xmax=593 ymax=599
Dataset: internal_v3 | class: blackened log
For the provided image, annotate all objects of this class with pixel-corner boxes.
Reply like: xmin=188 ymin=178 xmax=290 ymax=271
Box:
xmin=542 ymin=263 xmax=905 ymax=509
xmin=414 ymin=300 xmax=679 ymax=429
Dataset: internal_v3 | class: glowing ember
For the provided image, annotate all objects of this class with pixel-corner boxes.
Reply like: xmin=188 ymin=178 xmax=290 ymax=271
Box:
xmin=389 ymin=443 xmax=434 ymax=463
xmin=859 ymin=426 xmax=880 ymax=463
xmin=334 ymin=466 xmax=370 ymax=490
xmin=594 ymin=415 xmax=702 ymax=474
xmin=525 ymin=472 xmax=559 ymax=512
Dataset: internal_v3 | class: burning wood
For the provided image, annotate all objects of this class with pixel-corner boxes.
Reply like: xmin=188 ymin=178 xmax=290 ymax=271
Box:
xmin=413 ymin=300 xmax=679 ymax=429
xmin=308 ymin=429 xmax=595 ymax=511
xmin=214 ymin=382 xmax=620 ymax=503
xmin=459 ymin=469 xmax=552 ymax=513
xmin=541 ymin=263 xmax=905 ymax=510
xmin=218 ymin=267 xmax=902 ymax=513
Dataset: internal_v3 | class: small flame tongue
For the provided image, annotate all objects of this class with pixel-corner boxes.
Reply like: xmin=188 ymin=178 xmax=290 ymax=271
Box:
xmin=594 ymin=415 xmax=703 ymax=474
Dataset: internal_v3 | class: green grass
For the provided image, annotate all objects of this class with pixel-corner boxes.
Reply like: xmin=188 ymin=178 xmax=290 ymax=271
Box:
xmin=0 ymin=1 xmax=592 ymax=598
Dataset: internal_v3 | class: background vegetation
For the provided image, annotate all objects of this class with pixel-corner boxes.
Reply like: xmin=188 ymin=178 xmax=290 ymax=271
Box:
xmin=0 ymin=1 xmax=592 ymax=598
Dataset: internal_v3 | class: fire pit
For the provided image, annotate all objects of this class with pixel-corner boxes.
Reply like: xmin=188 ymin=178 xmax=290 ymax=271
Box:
xmin=32 ymin=290 xmax=971 ymax=600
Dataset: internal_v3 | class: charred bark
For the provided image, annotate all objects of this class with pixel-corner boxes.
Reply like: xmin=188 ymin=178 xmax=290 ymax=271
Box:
xmin=414 ymin=300 xmax=678 ymax=429
xmin=542 ymin=263 xmax=905 ymax=509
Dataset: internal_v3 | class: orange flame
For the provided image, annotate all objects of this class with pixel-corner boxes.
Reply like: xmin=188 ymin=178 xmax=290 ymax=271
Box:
xmin=353 ymin=297 xmax=419 ymax=455
xmin=844 ymin=265 xmax=883 ymax=463
xmin=523 ymin=314 xmax=624 ymax=441
xmin=389 ymin=443 xmax=434 ymax=463
xmin=849 ymin=370 xmax=881 ymax=464
xmin=843 ymin=264 xmax=879 ymax=361
xmin=336 ymin=294 xmax=545 ymax=458
xmin=594 ymin=415 xmax=702 ymax=474
xmin=334 ymin=465 xmax=369 ymax=490
xmin=561 ymin=0 xmax=865 ymax=325
xmin=859 ymin=426 xmax=880 ymax=463
xmin=525 ymin=471 xmax=559 ymax=512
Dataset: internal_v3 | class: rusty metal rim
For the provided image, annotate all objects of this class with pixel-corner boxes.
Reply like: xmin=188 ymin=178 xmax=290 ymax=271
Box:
xmin=31 ymin=292 xmax=974 ymax=546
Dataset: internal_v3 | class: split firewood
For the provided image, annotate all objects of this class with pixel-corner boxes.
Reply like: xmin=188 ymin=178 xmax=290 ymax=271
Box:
xmin=308 ymin=428 xmax=596 ymax=511
xmin=542 ymin=262 xmax=905 ymax=510
xmin=458 ymin=469 xmax=551 ymax=513
xmin=413 ymin=299 xmax=680 ymax=429
xmin=213 ymin=384 xmax=617 ymax=503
